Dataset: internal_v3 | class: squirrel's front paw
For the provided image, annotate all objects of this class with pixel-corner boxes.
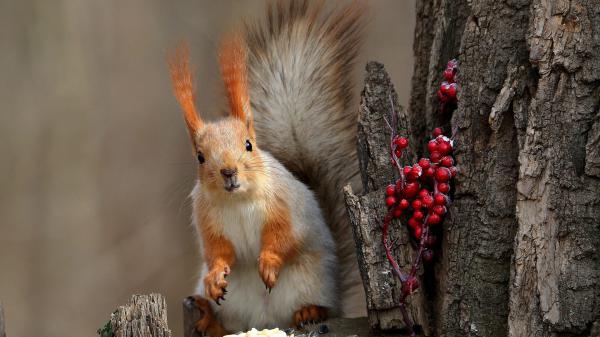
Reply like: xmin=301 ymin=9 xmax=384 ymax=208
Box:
xmin=204 ymin=265 xmax=230 ymax=304
xmin=258 ymin=251 xmax=282 ymax=291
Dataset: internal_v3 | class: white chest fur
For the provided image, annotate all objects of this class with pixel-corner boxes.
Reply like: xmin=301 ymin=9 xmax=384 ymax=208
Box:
xmin=214 ymin=199 xmax=266 ymax=264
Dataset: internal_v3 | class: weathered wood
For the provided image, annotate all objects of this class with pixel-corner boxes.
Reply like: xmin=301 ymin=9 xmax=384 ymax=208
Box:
xmin=509 ymin=1 xmax=600 ymax=336
xmin=0 ymin=303 xmax=5 ymax=337
xmin=344 ymin=61 xmax=430 ymax=335
xmin=109 ymin=294 xmax=171 ymax=337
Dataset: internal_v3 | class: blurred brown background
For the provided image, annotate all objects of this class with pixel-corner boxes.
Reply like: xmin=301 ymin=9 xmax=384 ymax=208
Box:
xmin=0 ymin=1 xmax=414 ymax=336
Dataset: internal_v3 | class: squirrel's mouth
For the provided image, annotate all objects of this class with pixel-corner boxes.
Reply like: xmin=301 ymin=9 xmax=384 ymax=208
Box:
xmin=224 ymin=181 xmax=241 ymax=192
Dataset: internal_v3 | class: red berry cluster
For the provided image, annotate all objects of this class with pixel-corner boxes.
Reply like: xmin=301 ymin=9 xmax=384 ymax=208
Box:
xmin=381 ymin=59 xmax=459 ymax=337
xmin=437 ymin=59 xmax=459 ymax=112
xmin=385 ymin=128 xmax=456 ymax=260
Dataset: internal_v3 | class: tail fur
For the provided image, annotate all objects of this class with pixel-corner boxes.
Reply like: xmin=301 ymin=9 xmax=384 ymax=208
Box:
xmin=244 ymin=0 xmax=366 ymax=317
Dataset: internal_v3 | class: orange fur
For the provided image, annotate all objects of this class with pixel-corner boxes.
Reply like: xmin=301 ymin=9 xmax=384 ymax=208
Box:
xmin=293 ymin=305 xmax=328 ymax=326
xmin=219 ymin=33 xmax=254 ymax=135
xmin=168 ymin=42 xmax=203 ymax=138
xmin=193 ymin=296 xmax=229 ymax=337
xmin=258 ymin=195 xmax=299 ymax=288
xmin=198 ymin=210 xmax=236 ymax=300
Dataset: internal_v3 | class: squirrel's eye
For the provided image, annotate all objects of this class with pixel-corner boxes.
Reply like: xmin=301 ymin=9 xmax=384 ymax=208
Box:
xmin=245 ymin=140 xmax=253 ymax=152
xmin=197 ymin=152 xmax=205 ymax=164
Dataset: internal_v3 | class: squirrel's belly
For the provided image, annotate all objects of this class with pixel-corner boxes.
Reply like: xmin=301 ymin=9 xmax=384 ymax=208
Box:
xmin=212 ymin=251 xmax=337 ymax=331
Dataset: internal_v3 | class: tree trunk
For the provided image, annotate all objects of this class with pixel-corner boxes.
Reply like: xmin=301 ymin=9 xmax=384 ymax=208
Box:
xmin=408 ymin=0 xmax=600 ymax=337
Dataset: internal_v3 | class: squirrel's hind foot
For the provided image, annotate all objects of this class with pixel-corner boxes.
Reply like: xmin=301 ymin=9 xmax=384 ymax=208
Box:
xmin=293 ymin=305 xmax=328 ymax=329
xmin=187 ymin=295 xmax=228 ymax=337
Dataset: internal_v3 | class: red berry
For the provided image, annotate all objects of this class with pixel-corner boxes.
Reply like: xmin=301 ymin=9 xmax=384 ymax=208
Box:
xmin=438 ymin=182 xmax=450 ymax=193
xmin=412 ymin=199 xmax=422 ymax=210
xmin=435 ymin=167 xmax=451 ymax=182
xmin=433 ymin=205 xmax=447 ymax=215
xmin=424 ymin=167 xmax=436 ymax=177
xmin=403 ymin=166 xmax=412 ymax=176
xmin=386 ymin=184 xmax=396 ymax=196
xmin=438 ymin=142 xmax=452 ymax=155
xmin=425 ymin=235 xmax=438 ymax=247
xmin=437 ymin=89 xmax=448 ymax=102
xmin=430 ymin=151 xmax=442 ymax=163
xmin=385 ymin=196 xmax=397 ymax=207
xmin=428 ymin=140 xmax=439 ymax=153
xmin=399 ymin=199 xmax=410 ymax=210
xmin=440 ymin=81 xmax=452 ymax=95
xmin=394 ymin=149 xmax=402 ymax=158
xmin=443 ymin=68 xmax=455 ymax=82
xmin=418 ymin=158 xmax=431 ymax=170
xmin=413 ymin=226 xmax=422 ymax=239
xmin=393 ymin=208 xmax=403 ymax=218
xmin=446 ymin=83 xmax=457 ymax=98
xmin=418 ymin=188 xmax=430 ymax=198
xmin=432 ymin=127 xmax=443 ymax=137
xmin=422 ymin=195 xmax=434 ymax=208
xmin=422 ymin=249 xmax=434 ymax=263
xmin=403 ymin=182 xmax=419 ymax=198
xmin=407 ymin=165 xmax=422 ymax=181
xmin=440 ymin=156 xmax=454 ymax=167
xmin=449 ymin=166 xmax=458 ymax=177
xmin=434 ymin=193 xmax=447 ymax=206
xmin=394 ymin=137 xmax=409 ymax=149
xmin=413 ymin=210 xmax=424 ymax=220
xmin=408 ymin=217 xmax=421 ymax=229
xmin=427 ymin=213 xmax=441 ymax=225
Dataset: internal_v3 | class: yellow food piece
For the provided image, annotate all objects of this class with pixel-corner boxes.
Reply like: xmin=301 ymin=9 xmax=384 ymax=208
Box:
xmin=224 ymin=328 xmax=291 ymax=337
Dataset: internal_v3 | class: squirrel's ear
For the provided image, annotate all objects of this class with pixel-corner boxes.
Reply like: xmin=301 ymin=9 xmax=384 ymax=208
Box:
xmin=168 ymin=42 xmax=204 ymax=144
xmin=219 ymin=32 xmax=255 ymax=137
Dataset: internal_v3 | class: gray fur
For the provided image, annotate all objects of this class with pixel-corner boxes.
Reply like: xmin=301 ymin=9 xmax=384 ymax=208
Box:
xmin=244 ymin=0 xmax=366 ymax=317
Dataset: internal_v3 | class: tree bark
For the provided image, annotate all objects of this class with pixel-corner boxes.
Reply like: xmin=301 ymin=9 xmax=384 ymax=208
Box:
xmin=509 ymin=1 xmax=600 ymax=336
xmin=109 ymin=294 xmax=172 ymax=337
xmin=407 ymin=0 xmax=600 ymax=336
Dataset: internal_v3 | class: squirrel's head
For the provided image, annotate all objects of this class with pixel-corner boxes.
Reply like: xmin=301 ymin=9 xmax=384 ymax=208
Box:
xmin=169 ymin=35 xmax=264 ymax=198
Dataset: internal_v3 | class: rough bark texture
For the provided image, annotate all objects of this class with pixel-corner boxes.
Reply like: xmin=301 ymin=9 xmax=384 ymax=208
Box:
xmin=509 ymin=1 xmax=600 ymax=336
xmin=344 ymin=62 xmax=431 ymax=335
xmin=408 ymin=0 xmax=600 ymax=336
xmin=109 ymin=294 xmax=172 ymax=337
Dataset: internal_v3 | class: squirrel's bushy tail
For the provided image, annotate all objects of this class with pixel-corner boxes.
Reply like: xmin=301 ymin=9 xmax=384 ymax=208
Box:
xmin=245 ymin=0 xmax=365 ymax=317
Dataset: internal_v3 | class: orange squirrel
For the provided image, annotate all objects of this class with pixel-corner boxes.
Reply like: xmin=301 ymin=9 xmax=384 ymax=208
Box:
xmin=169 ymin=1 xmax=365 ymax=335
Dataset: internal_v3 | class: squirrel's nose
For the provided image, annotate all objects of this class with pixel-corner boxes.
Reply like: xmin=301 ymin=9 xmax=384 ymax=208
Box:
xmin=220 ymin=168 xmax=238 ymax=178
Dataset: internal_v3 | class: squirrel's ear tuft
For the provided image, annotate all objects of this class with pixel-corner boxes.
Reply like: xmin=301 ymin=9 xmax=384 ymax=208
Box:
xmin=168 ymin=42 xmax=204 ymax=140
xmin=219 ymin=32 xmax=254 ymax=136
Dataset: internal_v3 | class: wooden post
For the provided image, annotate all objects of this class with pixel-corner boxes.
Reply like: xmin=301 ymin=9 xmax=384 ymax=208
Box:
xmin=108 ymin=294 xmax=171 ymax=337
xmin=0 ymin=302 xmax=5 ymax=337
xmin=344 ymin=62 xmax=431 ymax=335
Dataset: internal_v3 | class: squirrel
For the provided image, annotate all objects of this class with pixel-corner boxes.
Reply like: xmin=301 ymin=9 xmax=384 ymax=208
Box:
xmin=168 ymin=1 xmax=365 ymax=335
